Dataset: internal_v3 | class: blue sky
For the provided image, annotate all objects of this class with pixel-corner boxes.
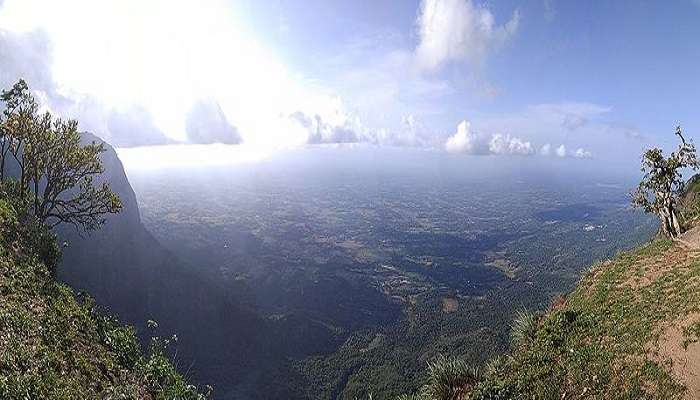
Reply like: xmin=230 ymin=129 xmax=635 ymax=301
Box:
xmin=0 ymin=0 xmax=699 ymax=165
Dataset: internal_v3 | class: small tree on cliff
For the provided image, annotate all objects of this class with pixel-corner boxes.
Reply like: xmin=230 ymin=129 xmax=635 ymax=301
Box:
xmin=632 ymin=126 xmax=698 ymax=238
xmin=0 ymin=79 xmax=122 ymax=233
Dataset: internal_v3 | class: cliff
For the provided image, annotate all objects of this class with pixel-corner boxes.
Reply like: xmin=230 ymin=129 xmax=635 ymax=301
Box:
xmin=0 ymin=196 xmax=208 ymax=399
xmin=56 ymin=133 xmax=279 ymax=398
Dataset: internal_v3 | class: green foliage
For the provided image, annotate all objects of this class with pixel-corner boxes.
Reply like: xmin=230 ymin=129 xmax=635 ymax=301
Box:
xmin=677 ymin=173 xmax=700 ymax=230
xmin=95 ymin=311 xmax=141 ymax=369
xmin=508 ymin=309 xmax=538 ymax=349
xmin=0 ymin=181 xmax=61 ymax=272
xmin=0 ymin=194 xmax=209 ymax=399
xmin=395 ymin=238 xmax=699 ymax=399
xmin=0 ymin=79 xmax=122 ymax=233
xmin=632 ymin=126 xmax=699 ymax=237
xmin=459 ymin=240 xmax=691 ymax=399
xmin=419 ymin=355 xmax=481 ymax=400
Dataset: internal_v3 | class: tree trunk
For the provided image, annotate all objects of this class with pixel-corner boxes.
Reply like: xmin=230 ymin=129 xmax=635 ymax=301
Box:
xmin=659 ymin=205 xmax=680 ymax=239
xmin=670 ymin=207 xmax=682 ymax=237
xmin=659 ymin=214 xmax=671 ymax=238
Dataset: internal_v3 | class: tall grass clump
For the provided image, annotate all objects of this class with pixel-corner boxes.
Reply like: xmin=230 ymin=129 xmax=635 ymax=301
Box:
xmin=420 ymin=355 xmax=481 ymax=400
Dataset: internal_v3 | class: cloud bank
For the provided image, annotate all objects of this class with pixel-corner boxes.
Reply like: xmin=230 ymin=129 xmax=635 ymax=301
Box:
xmin=445 ymin=120 xmax=593 ymax=159
xmin=489 ymin=133 xmax=534 ymax=155
xmin=288 ymin=111 xmax=361 ymax=144
xmin=445 ymin=120 xmax=534 ymax=156
xmin=537 ymin=143 xmax=593 ymax=159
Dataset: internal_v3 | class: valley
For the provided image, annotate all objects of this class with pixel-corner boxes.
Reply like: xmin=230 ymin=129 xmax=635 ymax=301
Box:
xmin=124 ymin=148 xmax=658 ymax=399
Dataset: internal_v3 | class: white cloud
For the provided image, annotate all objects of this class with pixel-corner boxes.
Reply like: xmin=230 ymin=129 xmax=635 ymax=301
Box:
xmin=489 ymin=133 xmax=534 ymax=155
xmin=445 ymin=120 xmax=535 ymax=156
xmin=288 ymin=111 xmax=362 ymax=144
xmin=0 ymin=0 xmax=622 ymax=161
xmin=555 ymin=144 xmax=567 ymax=158
xmin=415 ymin=0 xmax=520 ymax=71
xmin=573 ymin=147 xmax=593 ymax=158
xmin=445 ymin=120 xmax=486 ymax=154
xmin=539 ymin=143 xmax=593 ymax=159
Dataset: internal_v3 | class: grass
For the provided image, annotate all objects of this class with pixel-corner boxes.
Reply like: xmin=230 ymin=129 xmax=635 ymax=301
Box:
xmin=398 ymin=238 xmax=700 ymax=399
xmin=0 ymin=198 xmax=210 ymax=399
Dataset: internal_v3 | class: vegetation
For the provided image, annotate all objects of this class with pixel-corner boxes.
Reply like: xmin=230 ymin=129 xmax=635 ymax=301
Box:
xmin=392 ymin=133 xmax=700 ymax=399
xmin=0 ymin=195 xmax=210 ymax=399
xmin=0 ymin=79 xmax=121 ymax=234
xmin=633 ymin=126 xmax=698 ymax=238
xmin=0 ymin=79 xmax=207 ymax=398
xmin=397 ymin=237 xmax=700 ymax=399
xmin=678 ymin=173 xmax=700 ymax=229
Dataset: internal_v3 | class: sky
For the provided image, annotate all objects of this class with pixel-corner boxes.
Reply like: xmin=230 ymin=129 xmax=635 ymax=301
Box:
xmin=0 ymin=0 xmax=699 ymax=166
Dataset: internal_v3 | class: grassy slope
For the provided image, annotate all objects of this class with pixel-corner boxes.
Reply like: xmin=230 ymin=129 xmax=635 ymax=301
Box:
xmin=0 ymin=198 xmax=209 ymax=399
xmin=469 ymin=238 xmax=700 ymax=399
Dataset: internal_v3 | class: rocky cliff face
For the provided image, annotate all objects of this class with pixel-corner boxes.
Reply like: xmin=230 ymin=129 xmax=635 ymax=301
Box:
xmin=57 ymin=133 xmax=270 ymax=398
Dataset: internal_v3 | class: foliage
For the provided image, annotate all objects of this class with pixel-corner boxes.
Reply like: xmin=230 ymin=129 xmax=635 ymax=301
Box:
xmin=632 ymin=126 xmax=699 ymax=238
xmin=508 ymin=309 xmax=538 ymax=349
xmin=396 ymin=235 xmax=700 ymax=399
xmin=0 ymin=181 xmax=61 ymax=272
xmin=0 ymin=195 xmax=210 ymax=399
xmin=418 ymin=355 xmax=481 ymax=400
xmin=465 ymin=239 xmax=691 ymax=399
xmin=0 ymin=79 xmax=121 ymax=233
xmin=677 ymin=173 xmax=700 ymax=229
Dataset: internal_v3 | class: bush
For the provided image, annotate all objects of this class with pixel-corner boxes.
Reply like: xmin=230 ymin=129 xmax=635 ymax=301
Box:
xmin=0 ymin=181 xmax=61 ymax=273
xmin=420 ymin=355 xmax=481 ymax=400
xmin=509 ymin=309 xmax=538 ymax=349
xmin=96 ymin=312 xmax=141 ymax=369
xmin=0 ymin=189 xmax=211 ymax=399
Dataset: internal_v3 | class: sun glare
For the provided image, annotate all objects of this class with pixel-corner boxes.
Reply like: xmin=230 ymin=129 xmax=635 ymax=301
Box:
xmin=0 ymin=0 xmax=336 ymax=149
xmin=116 ymin=143 xmax=279 ymax=171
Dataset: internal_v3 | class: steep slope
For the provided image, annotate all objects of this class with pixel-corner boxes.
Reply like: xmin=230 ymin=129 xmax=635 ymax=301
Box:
xmin=0 ymin=197 xmax=208 ymax=399
xmin=56 ymin=133 xmax=275 ymax=398
xmin=448 ymin=236 xmax=699 ymax=399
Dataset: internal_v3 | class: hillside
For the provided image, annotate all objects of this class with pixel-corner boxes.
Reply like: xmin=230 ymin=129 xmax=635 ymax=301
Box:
xmin=56 ymin=133 xmax=278 ymax=398
xmin=0 ymin=197 xmax=208 ymax=399
xmin=399 ymin=229 xmax=700 ymax=399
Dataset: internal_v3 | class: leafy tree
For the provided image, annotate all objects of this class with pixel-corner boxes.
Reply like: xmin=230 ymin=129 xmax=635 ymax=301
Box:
xmin=0 ymin=79 xmax=121 ymax=232
xmin=632 ymin=126 xmax=698 ymax=238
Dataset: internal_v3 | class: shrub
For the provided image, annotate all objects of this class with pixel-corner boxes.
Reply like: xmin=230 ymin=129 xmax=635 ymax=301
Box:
xmin=509 ymin=309 xmax=538 ymax=349
xmin=420 ymin=355 xmax=481 ymax=400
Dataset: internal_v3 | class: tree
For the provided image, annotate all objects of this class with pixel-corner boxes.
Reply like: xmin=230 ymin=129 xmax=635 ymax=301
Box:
xmin=0 ymin=79 xmax=122 ymax=233
xmin=632 ymin=126 xmax=699 ymax=238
